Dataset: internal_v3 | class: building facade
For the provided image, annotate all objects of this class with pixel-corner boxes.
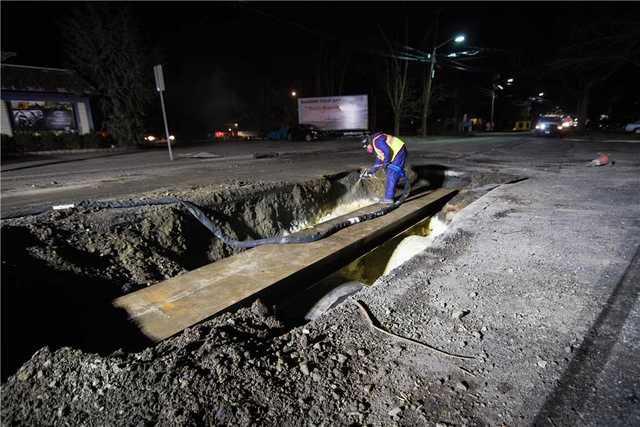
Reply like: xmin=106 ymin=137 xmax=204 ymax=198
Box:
xmin=1 ymin=64 xmax=95 ymax=137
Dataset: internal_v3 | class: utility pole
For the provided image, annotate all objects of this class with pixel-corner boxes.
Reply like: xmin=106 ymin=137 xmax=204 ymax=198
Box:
xmin=421 ymin=17 xmax=465 ymax=137
xmin=422 ymin=46 xmax=437 ymax=137
xmin=421 ymin=13 xmax=439 ymax=138
xmin=490 ymin=88 xmax=496 ymax=130
xmin=490 ymin=76 xmax=513 ymax=131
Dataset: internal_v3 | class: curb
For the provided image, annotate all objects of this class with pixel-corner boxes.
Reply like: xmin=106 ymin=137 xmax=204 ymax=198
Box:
xmin=21 ymin=147 xmax=132 ymax=155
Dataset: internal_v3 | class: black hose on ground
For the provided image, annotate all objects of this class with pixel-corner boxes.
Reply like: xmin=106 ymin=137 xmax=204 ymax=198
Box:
xmin=180 ymin=176 xmax=410 ymax=249
xmin=10 ymin=176 xmax=411 ymax=250
xmin=305 ymin=281 xmax=365 ymax=321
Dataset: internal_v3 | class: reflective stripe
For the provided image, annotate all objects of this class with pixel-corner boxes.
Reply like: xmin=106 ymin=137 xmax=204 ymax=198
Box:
xmin=387 ymin=163 xmax=405 ymax=176
xmin=373 ymin=145 xmax=385 ymax=161
xmin=373 ymin=134 xmax=405 ymax=161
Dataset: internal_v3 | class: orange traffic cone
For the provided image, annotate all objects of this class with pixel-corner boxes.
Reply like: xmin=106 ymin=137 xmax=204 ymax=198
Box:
xmin=588 ymin=153 xmax=609 ymax=167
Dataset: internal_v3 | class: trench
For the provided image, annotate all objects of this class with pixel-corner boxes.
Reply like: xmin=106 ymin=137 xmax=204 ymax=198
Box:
xmin=278 ymin=216 xmax=437 ymax=324
xmin=1 ymin=165 xmax=460 ymax=380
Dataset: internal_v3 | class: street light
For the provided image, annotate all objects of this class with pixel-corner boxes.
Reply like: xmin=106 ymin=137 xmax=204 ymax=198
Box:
xmin=490 ymin=76 xmax=515 ymax=131
xmin=291 ymin=91 xmax=297 ymax=97
xmin=538 ymin=92 xmax=545 ymax=97
xmin=422 ymin=33 xmax=466 ymax=136
xmin=234 ymin=123 xmax=238 ymax=128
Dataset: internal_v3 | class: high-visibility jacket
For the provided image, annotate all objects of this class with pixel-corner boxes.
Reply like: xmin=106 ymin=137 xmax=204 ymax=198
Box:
xmin=372 ymin=133 xmax=405 ymax=162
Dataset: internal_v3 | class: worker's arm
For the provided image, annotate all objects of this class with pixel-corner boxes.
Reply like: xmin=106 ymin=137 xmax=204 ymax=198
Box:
xmin=370 ymin=138 xmax=391 ymax=173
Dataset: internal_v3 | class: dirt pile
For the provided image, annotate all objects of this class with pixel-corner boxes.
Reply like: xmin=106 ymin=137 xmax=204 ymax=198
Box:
xmin=1 ymin=172 xmax=380 ymax=380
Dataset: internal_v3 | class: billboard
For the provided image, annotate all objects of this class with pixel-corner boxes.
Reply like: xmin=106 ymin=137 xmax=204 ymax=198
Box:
xmin=298 ymin=95 xmax=368 ymax=130
xmin=10 ymin=100 xmax=77 ymax=131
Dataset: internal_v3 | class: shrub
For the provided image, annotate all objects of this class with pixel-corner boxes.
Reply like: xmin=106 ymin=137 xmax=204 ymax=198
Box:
xmin=4 ymin=131 xmax=114 ymax=153
xmin=1 ymin=134 xmax=17 ymax=158
xmin=59 ymin=133 xmax=83 ymax=149
xmin=82 ymin=133 xmax=103 ymax=149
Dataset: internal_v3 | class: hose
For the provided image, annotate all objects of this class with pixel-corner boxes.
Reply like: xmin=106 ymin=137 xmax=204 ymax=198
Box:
xmin=6 ymin=174 xmax=411 ymax=250
xmin=305 ymin=281 xmax=365 ymax=321
xmin=182 ymin=174 xmax=409 ymax=249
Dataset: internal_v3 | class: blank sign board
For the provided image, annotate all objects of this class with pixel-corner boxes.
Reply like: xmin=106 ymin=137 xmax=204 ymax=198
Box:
xmin=153 ymin=64 xmax=165 ymax=92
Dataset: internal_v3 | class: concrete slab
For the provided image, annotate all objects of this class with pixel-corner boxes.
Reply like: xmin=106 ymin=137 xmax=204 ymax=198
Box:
xmin=112 ymin=188 xmax=456 ymax=341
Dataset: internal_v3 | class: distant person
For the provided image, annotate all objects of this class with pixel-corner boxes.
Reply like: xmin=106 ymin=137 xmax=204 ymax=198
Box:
xmin=462 ymin=114 xmax=472 ymax=133
xmin=361 ymin=132 xmax=408 ymax=204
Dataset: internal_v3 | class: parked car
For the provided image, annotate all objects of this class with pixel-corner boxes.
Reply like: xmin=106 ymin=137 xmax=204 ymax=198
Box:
xmin=140 ymin=130 xmax=176 ymax=147
xmin=624 ymin=120 xmax=640 ymax=134
xmin=288 ymin=124 xmax=326 ymax=142
xmin=266 ymin=127 xmax=290 ymax=141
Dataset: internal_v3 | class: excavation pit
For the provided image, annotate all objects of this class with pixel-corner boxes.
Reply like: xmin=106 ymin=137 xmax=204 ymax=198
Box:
xmin=1 ymin=166 xmax=454 ymax=379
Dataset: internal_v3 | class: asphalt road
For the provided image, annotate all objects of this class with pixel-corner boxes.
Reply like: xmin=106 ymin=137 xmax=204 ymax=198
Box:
xmin=0 ymin=135 xmax=552 ymax=218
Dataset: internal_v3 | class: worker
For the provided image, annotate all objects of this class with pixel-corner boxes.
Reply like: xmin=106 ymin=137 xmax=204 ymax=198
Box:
xmin=361 ymin=131 xmax=408 ymax=204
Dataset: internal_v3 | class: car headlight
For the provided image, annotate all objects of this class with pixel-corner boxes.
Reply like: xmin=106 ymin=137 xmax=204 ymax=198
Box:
xmin=145 ymin=135 xmax=156 ymax=141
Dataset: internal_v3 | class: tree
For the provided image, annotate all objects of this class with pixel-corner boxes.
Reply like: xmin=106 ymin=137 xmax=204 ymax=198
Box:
xmin=379 ymin=19 xmax=410 ymax=135
xmin=549 ymin=16 xmax=640 ymax=129
xmin=63 ymin=5 xmax=153 ymax=145
xmin=314 ymin=42 xmax=351 ymax=97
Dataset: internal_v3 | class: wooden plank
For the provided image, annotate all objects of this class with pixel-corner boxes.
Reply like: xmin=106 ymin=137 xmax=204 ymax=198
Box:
xmin=112 ymin=188 xmax=456 ymax=341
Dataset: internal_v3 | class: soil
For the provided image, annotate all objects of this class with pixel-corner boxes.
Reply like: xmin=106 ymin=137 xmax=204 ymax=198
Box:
xmin=1 ymin=171 xmax=389 ymax=380
xmin=3 ymin=136 xmax=639 ymax=426
xmin=0 ymin=164 xmax=520 ymax=425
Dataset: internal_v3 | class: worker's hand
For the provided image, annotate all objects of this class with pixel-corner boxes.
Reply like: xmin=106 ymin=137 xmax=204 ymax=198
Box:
xmin=360 ymin=168 xmax=373 ymax=179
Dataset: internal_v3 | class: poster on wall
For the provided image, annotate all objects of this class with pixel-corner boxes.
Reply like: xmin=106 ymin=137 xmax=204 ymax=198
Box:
xmin=297 ymin=95 xmax=368 ymax=131
xmin=10 ymin=100 xmax=77 ymax=131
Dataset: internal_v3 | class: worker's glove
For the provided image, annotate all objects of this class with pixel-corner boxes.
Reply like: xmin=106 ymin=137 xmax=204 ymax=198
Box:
xmin=360 ymin=168 xmax=374 ymax=179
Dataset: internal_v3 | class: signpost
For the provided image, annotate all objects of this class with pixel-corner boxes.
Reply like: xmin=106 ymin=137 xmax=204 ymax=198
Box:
xmin=153 ymin=64 xmax=173 ymax=161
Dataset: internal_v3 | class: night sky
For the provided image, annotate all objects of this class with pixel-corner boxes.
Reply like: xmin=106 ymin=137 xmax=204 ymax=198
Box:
xmin=2 ymin=2 xmax=639 ymax=136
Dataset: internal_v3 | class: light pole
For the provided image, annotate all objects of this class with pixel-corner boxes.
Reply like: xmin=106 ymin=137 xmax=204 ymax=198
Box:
xmin=490 ymin=77 xmax=513 ymax=131
xmin=422 ymin=34 xmax=465 ymax=137
xmin=290 ymin=90 xmax=298 ymax=126
xmin=490 ymin=89 xmax=496 ymax=129
xmin=490 ymin=84 xmax=503 ymax=129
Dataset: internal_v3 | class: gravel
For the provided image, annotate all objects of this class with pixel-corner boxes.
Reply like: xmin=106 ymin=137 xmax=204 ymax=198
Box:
xmin=2 ymin=138 xmax=640 ymax=425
